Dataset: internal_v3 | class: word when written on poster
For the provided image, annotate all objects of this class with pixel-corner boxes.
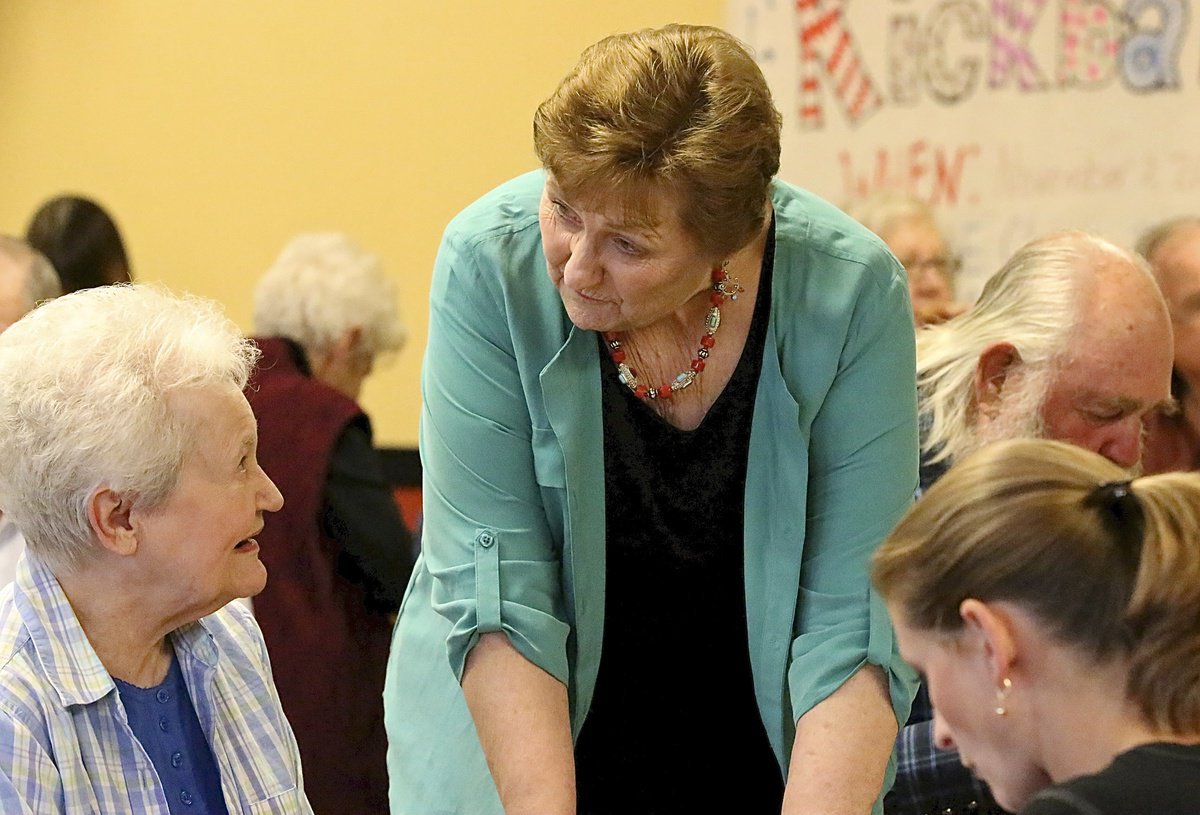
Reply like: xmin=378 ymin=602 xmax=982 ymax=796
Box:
xmin=835 ymin=140 xmax=1200 ymax=207
xmin=772 ymin=0 xmax=1189 ymax=131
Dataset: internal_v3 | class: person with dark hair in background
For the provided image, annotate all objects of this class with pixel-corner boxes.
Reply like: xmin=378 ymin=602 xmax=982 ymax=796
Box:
xmin=873 ymin=438 xmax=1200 ymax=815
xmin=25 ymin=194 xmax=132 ymax=293
xmin=247 ymin=232 xmax=414 ymax=815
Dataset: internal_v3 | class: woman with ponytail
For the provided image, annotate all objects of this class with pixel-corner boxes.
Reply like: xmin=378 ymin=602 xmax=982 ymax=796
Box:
xmin=872 ymin=438 xmax=1200 ymax=814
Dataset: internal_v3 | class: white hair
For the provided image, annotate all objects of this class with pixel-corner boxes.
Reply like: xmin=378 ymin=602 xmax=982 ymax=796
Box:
xmin=917 ymin=231 xmax=1139 ymax=465
xmin=963 ymin=362 xmax=1051 ymax=456
xmin=844 ymin=189 xmax=938 ymax=241
xmin=0 ymin=235 xmax=61 ymax=313
xmin=252 ymin=233 xmax=405 ymax=358
xmin=0 ymin=283 xmax=258 ymax=570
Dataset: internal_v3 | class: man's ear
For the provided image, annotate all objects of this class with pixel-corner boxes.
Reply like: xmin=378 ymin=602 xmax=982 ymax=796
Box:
xmin=87 ymin=486 xmax=139 ymax=557
xmin=973 ymin=342 xmax=1023 ymax=418
xmin=959 ymin=598 xmax=1017 ymax=683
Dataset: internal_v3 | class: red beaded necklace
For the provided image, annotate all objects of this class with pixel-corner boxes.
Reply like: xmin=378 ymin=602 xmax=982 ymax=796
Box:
xmin=603 ymin=261 xmax=744 ymax=400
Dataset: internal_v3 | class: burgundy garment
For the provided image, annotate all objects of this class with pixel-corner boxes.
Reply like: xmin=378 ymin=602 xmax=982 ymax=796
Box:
xmin=245 ymin=337 xmax=391 ymax=815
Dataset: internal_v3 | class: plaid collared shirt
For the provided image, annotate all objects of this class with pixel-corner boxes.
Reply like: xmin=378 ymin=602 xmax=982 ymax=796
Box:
xmin=0 ymin=554 xmax=313 ymax=814
xmin=885 ymin=718 xmax=1007 ymax=815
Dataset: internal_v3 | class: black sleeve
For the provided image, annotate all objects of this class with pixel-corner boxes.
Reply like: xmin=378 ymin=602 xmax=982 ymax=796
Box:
xmin=1020 ymin=792 xmax=1087 ymax=815
xmin=321 ymin=420 xmax=416 ymax=614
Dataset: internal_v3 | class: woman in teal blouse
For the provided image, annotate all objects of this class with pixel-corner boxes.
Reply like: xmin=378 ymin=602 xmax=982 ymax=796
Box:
xmin=385 ymin=24 xmax=919 ymax=815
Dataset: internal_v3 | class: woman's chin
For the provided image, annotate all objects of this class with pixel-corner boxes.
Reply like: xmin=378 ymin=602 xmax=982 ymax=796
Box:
xmin=563 ymin=304 xmax=616 ymax=333
xmin=986 ymin=771 xmax=1050 ymax=813
xmin=226 ymin=560 xmax=268 ymax=606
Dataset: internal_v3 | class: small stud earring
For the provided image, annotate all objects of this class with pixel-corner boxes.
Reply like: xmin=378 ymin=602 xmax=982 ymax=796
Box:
xmin=994 ymin=677 xmax=1013 ymax=716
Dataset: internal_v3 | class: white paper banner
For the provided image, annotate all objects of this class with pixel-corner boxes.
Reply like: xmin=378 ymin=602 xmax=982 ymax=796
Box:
xmin=728 ymin=0 xmax=1198 ymax=299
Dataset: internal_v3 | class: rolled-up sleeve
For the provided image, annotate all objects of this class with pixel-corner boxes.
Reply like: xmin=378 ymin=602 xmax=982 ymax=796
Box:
xmin=786 ymin=256 xmax=920 ymax=724
xmin=420 ymin=225 xmax=571 ymax=685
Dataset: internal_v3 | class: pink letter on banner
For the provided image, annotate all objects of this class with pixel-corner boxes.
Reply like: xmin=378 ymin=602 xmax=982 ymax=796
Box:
xmin=795 ymin=0 xmax=884 ymax=130
xmin=989 ymin=0 xmax=1051 ymax=90
xmin=1058 ymin=0 xmax=1120 ymax=88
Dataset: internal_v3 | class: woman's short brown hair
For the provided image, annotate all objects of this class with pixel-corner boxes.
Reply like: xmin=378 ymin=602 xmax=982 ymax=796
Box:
xmin=533 ymin=24 xmax=781 ymax=258
xmin=872 ymin=438 xmax=1200 ymax=736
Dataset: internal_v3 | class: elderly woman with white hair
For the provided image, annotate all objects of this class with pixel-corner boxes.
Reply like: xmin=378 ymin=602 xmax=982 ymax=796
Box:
xmin=846 ymin=190 xmax=966 ymax=326
xmin=0 ymin=284 xmax=312 ymax=813
xmin=245 ymin=232 xmax=413 ymax=815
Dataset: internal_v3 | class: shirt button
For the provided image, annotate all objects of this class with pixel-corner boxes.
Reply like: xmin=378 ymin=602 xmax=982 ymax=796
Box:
xmin=477 ymin=531 xmax=495 ymax=548
xmin=180 ymin=789 xmax=194 ymax=806
xmin=158 ymin=717 xmax=169 ymax=733
xmin=156 ymin=689 xmax=170 ymax=703
xmin=171 ymin=751 xmax=183 ymax=769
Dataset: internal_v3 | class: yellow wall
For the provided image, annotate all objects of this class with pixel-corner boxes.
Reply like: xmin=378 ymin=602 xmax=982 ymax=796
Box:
xmin=0 ymin=1 xmax=723 ymax=446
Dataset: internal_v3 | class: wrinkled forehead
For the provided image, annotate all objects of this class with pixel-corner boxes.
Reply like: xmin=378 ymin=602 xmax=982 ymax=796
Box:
xmin=549 ymin=171 xmax=684 ymax=234
xmin=1151 ymin=223 xmax=1200 ymax=271
xmin=1150 ymin=226 xmax=1200 ymax=307
xmin=884 ymin=217 xmax=946 ymax=254
xmin=169 ymin=383 xmax=256 ymax=454
xmin=1052 ymin=318 xmax=1173 ymax=414
xmin=1078 ymin=260 xmax=1171 ymax=341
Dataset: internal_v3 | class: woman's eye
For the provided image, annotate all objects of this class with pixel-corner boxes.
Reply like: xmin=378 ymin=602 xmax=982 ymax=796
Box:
xmin=613 ymin=237 xmax=642 ymax=255
xmin=552 ymin=200 xmax=579 ymax=224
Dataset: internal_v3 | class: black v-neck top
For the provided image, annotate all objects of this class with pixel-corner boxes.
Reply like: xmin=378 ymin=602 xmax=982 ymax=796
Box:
xmin=574 ymin=219 xmax=784 ymax=813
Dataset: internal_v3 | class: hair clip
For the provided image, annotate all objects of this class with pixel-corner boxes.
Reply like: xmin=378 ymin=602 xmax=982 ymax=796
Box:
xmin=1095 ymin=479 xmax=1133 ymax=501
xmin=1083 ymin=479 xmax=1146 ymax=563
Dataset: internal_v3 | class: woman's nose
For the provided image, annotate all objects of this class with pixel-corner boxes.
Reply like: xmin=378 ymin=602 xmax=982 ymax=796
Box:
xmin=911 ymin=266 xmax=952 ymax=299
xmin=259 ymin=471 xmax=285 ymax=513
xmin=562 ymin=235 xmax=602 ymax=288
xmin=932 ymin=713 xmax=957 ymax=752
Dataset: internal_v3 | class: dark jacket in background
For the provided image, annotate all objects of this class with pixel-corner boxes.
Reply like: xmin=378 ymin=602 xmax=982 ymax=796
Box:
xmin=246 ymin=336 xmax=413 ymax=815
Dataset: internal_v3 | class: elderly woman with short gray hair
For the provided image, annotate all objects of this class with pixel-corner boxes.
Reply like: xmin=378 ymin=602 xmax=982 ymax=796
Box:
xmin=247 ymin=232 xmax=413 ymax=815
xmin=0 ymin=284 xmax=312 ymax=814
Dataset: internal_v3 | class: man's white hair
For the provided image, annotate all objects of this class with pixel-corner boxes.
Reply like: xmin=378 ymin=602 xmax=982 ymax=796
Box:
xmin=0 ymin=235 xmax=61 ymax=314
xmin=917 ymin=231 xmax=1139 ymax=465
xmin=0 ymin=283 xmax=258 ymax=571
xmin=252 ymin=233 xmax=405 ymax=358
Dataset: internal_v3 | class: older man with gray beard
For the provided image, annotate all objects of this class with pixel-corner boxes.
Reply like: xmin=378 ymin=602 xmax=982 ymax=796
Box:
xmin=888 ymin=230 xmax=1174 ymax=815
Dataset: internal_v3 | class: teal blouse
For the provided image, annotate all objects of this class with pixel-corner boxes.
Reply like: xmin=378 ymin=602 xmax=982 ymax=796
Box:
xmin=384 ymin=170 xmax=919 ymax=814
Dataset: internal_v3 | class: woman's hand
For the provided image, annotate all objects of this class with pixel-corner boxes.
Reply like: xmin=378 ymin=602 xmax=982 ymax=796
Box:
xmin=462 ymin=632 xmax=576 ymax=815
